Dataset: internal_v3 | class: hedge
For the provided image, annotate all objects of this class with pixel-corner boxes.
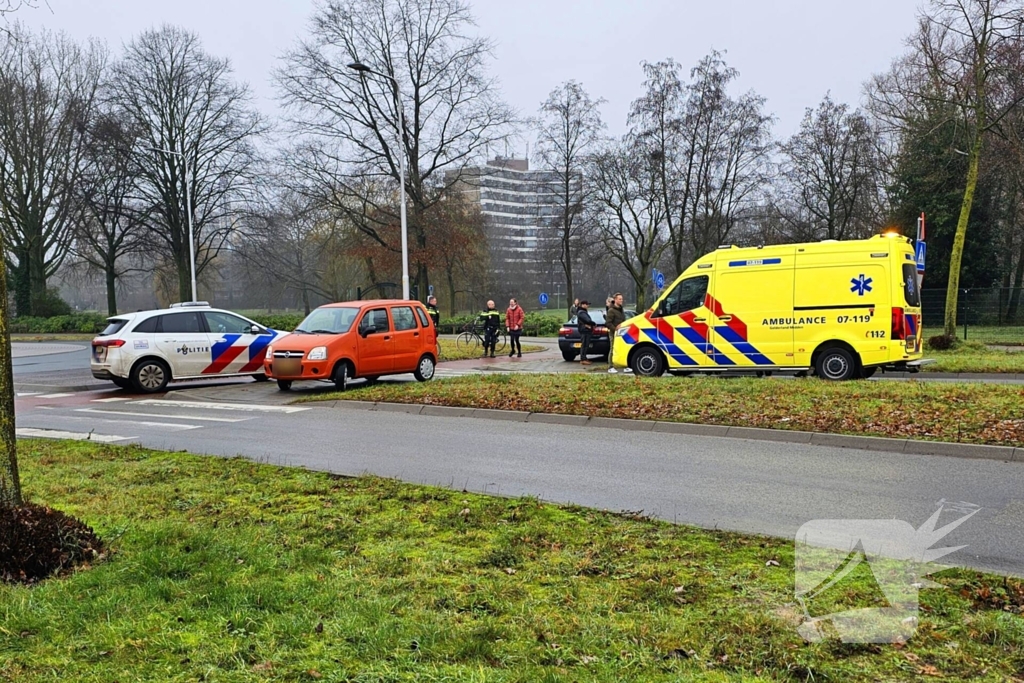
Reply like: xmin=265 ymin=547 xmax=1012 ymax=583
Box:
xmin=249 ymin=313 xmax=304 ymax=332
xmin=10 ymin=313 xmax=109 ymax=334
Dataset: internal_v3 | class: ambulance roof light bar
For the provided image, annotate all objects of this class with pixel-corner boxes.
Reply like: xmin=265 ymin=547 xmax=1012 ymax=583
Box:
xmin=169 ymin=301 xmax=211 ymax=308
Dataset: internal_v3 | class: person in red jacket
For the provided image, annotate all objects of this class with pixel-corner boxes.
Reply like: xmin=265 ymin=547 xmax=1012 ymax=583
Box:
xmin=505 ymin=298 xmax=524 ymax=358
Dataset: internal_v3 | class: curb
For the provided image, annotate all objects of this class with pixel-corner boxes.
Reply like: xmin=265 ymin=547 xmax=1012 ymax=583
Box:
xmin=326 ymin=400 xmax=1020 ymax=464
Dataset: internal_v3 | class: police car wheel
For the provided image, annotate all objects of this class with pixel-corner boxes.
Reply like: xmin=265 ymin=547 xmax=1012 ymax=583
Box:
xmin=414 ymin=355 xmax=435 ymax=382
xmin=131 ymin=359 xmax=169 ymax=394
xmin=277 ymin=380 xmax=292 ymax=391
xmin=111 ymin=378 xmax=130 ymax=389
xmin=630 ymin=347 xmax=665 ymax=377
xmin=815 ymin=347 xmax=857 ymax=381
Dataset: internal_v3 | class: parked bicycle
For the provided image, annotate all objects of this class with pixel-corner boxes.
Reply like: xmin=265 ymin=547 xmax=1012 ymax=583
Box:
xmin=456 ymin=322 xmax=507 ymax=354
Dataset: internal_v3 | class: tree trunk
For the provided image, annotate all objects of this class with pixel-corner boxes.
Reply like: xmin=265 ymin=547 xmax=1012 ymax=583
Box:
xmin=178 ymin=250 xmax=192 ymax=303
xmin=301 ymin=286 xmax=311 ymax=316
xmin=104 ymin=265 xmax=118 ymax=316
xmin=1006 ymin=235 xmax=1024 ymax=323
xmin=12 ymin=255 xmax=30 ymax=318
xmin=943 ymin=137 xmax=982 ymax=338
xmin=0 ymin=242 xmax=22 ymax=508
xmin=446 ymin=267 xmax=457 ymax=318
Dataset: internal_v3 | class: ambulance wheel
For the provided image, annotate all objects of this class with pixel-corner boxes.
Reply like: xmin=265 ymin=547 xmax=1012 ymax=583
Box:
xmin=131 ymin=359 xmax=170 ymax=394
xmin=332 ymin=361 xmax=350 ymax=391
xmin=414 ymin=355 xmax=435 ymax=382
xmin=755 ymin=371 xmax=773 ymax=378
xmin=860 ymin=366 xmax=878 ymax=380
xmin=277 ymin=380 xmax=292 ymax=391
xmin=562 ymin=351 xmax=578 ymax=362
xmin=630 ymin=347 xmax=666 ymax=377
xmin=253 ymin=373 xmax=270 ymax=382
xmin=815 ymin=347 xmax=858 ymax=381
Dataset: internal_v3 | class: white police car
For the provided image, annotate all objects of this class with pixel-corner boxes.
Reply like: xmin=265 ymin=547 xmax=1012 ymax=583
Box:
xmin=90 ymin=302 xmax=287 ymax=393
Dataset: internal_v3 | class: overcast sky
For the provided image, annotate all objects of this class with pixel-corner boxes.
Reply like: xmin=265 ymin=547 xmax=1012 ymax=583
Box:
xmin=19 ymin=0 xmax=922 ymax=149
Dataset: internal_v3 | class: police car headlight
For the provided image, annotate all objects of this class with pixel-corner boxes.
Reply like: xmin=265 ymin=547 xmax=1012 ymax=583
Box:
xmin=265 ymin=345 xmax=273 ymax=360
xmin=308 ymin=346 xmax=327 ymax=361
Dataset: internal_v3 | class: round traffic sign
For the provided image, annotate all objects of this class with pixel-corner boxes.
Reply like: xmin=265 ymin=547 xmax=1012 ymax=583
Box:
xmin=539 ymin=292 xmax=549 ymax=306
xmin=655 ymin=272 xmax=666 ymax=290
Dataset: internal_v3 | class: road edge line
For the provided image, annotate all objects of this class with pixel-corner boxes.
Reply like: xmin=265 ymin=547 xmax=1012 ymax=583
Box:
xmin=325 ymin=400 xmax=1018 ymax=463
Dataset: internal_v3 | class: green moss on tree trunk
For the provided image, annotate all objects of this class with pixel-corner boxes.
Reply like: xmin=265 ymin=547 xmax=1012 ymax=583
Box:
xmin=0 ymin=250 xmax=22 ymax=507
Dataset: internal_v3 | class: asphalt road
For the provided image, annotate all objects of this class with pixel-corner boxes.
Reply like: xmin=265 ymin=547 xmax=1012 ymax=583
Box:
xmin=10 ymin=340 xmax=1024 ymax=578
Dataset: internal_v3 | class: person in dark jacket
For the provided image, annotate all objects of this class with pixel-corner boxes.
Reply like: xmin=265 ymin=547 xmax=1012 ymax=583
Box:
xmin=425 ymin=296 xmax=440 ymax=328
xmin=605 ymin=292 xmax=626 ymax=373
xmin=576 ymin=300 xmax=596 ymax=365
xmin=478 ymin=300 xmax=502 ymax=358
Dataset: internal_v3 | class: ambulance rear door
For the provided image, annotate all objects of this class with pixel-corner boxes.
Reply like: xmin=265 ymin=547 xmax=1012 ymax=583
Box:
xmin=710 ymin=250 xmax=796 ymax=368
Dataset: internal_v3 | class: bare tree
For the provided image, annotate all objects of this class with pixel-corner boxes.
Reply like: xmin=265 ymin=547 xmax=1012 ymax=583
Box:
xmin=779 ymin=94 xmax=883 ymax=241
xmin=277 ymin=0 xmax=514 ymax=300
xmin=72 ymin=109 xmax=147 ymax=315
xmin=109 ymin=25 xmax=263 ymax=302
xmin=870 ymin=0 xmax=1024 ymax=337
xmin=237 ymin=191 xmax=350 ymax=315
xmin=629 ymin=60 xmax=687 ymax=274
xmin=0 ymin=26 xmax=105 ymax=316
xmin=589 ymin=139 xmax=669 ymax=311
xmin=534 ymin=80 xmax=605 ymax=316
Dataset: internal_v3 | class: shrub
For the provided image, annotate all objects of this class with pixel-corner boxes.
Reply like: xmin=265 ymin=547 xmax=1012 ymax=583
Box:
xmin=28 ymin=287 xmax=72 ymax=318
xmin=926 ymin=334 xmax=957 ymax=351
xmin=9 ymin=313 xmax=107 ymax=334
xmin=250 ymin=313 xmax=304 ymax=331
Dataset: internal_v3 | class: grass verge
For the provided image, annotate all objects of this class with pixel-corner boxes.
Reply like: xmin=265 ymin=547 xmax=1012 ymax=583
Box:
xmin=312 ymin=373 xmax=1024 ymax=448
xmin=2 ymin=439 xmax=1023 ymax=682
xmin=438 ymin=338 xmax=544 ymax=362
xmin=925 ymin=341 xmax=1024 ymax=374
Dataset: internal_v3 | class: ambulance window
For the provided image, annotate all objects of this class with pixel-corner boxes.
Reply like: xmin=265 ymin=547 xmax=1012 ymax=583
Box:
xmin=660 ymin=276 xmax=709 ymax=317
xmin=902 ymin=264 xmax=920 ymax=306
xmin=392 ymin=306 xmax=417 ymax=331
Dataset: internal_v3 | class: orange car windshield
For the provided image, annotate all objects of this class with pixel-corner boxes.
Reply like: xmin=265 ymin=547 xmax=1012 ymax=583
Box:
xmin=294 ymin=307 xmax=359 ymax=335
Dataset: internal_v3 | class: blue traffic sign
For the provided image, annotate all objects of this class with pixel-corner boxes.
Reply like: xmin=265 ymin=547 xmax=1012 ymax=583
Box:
xmin=655 ymin=271 xmax=666 ymax=291
xmin=915 ymin=241 xmax=927 ymax=273
xmin=428 ymin=284 xmax=434 ymax=295
xmin=539 ymin=292 xmax=549 ymax=306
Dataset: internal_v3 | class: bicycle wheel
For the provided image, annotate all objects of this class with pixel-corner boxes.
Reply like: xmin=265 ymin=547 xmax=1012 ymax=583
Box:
xmin=494 ymin=331 xmax=507 ymax=353
xmin=456 ymin=331 xmax=480 ymax=353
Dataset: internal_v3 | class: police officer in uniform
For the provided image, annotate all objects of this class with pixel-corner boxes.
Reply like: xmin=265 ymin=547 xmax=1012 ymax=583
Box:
xmin=478 ymin=300 xmax=501 ymax=358
xmin=425 ymin=295 xmax=440 ymax=328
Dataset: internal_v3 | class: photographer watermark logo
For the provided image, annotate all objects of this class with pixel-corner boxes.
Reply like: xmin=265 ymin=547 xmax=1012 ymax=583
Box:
xmin=794 ymin=501 xmax=979 ymax=643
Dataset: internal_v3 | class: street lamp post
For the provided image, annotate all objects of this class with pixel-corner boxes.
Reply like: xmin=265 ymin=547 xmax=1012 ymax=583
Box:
xmin=148 ymin=147 xmax=197 ymax=303
xmin=348 ymin=62 xmax=410 ymax=301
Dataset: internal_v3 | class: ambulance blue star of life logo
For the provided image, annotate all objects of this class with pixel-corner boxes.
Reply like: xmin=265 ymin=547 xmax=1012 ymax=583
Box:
xmin=850 ymin=274 xmax=873 ymax=296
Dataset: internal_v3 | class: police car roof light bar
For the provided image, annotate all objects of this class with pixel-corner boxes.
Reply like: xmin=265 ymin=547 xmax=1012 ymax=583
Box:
xmin=169 ymin=301 xmax=211 ymax=308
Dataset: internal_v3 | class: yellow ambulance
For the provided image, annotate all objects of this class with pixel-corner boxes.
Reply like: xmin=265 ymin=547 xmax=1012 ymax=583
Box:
xmin=612 ymin=234 xmax=926 ymax=380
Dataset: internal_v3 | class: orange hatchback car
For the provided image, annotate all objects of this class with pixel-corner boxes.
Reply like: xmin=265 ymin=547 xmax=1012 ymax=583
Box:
xmin=264 ymin=300 xmax=437 ymax=391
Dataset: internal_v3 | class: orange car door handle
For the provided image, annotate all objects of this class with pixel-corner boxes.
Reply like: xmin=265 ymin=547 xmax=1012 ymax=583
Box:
xmin=413 ymin=332 xmax=420 ymax=337
xmin=384 ymin=335 xmax=392 ymax=341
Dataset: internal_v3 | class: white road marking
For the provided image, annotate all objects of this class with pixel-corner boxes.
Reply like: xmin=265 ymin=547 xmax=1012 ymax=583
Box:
xmin=75 ymin=408 xmax=250 ymax=423
xmin=17 ymin=428 xmax=134 ymax=443
xmin=92 ymin=397 xmax=132 ymax=403
xmin=135 ymin=399 xmax=310 ymax=414
xmin=15 ymin=392 xmax=42 ymax=397
xmin=36 ymin=393 xmax=74 ymax=399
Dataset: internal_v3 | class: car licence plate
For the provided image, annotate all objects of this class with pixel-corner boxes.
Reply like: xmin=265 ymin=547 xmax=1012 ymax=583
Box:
xmin=573 ymin=343 xmax=581 ymax=349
